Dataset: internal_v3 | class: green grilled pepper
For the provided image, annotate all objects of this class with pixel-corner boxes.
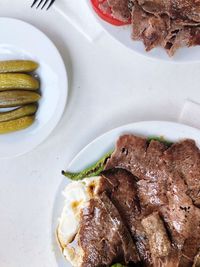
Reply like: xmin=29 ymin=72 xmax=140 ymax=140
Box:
xmin=62 ymin=150 xmax=113 ymax=180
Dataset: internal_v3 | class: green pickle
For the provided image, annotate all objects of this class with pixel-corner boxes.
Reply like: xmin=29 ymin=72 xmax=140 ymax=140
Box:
xmin=0 ymin=90 xmax=40 ymax=107
xmin=0 ymin=104 xmax=37 ymax=122
xmin=0 ymin=60 xmax=39 ymax=73
xmin=0 ymin=73 xmax=39 ymax=90
xmin=0 ymin=115 xmax=35 ymax=134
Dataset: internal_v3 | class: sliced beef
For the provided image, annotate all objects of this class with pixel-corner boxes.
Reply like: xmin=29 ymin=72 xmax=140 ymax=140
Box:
xmin=105 ymin=135 xmax=168 ymax=179
xmin=105 ymin=134 xmax=200 ymax=265
xmin=190 ymin=27 xmax=200 ymax=45
xmin=137 ymin=0 xmax=171 ymax=15
xmin=164 ymin=26 xmax=200 ymax=56
xmin=105 ymin=135 xmax=169 ymax=212
xmin=129 ymin=0 xmax=200 ymax=54
xmin=132 ymin=2 xmax=169 ymax=51
xmin=164 ymin=28 xmax=192 ymax=56
xmin=141 ymin=212 xmax=180 ymax=267
xmin=100 ymin=168 xmax=141 ymax=233
xmin=171 ymin=0 xmax=200 ymax=23
xmin=136 ymin=0 xmax=200 ymax=22
xmin=105 ymin=134 xmax=148 ymax=173
xmin=107 ymin=0 xmax=131 ymax=22
xmin=193 ymin=251 xmax=200 ymax=267
xmin=160 ymin=171 xmax=200 ymax=261
xmin=100 ymin=168 xmax=179 ymax=266
xmin=100 ymin=168 xmax=151 ymax=265
xmin=163 ymin=139 xmax=200 ymax=207
xmin=79 ymin=193 xmax=139 ymax=267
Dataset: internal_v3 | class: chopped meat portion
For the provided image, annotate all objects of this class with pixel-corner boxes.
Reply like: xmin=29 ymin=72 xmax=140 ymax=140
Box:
xmin=137 ymin=0 xmax=170 ymax=15
xmin=137 ymin=0 xmax=200 ymax=22
xmin=105 ymin=134 xmax=200 ymax=265
xmin=193 ymin=251 xmax=200 ymax=267
xmin=100 ymin=168 xmax=152 ymax=265
xmin=105 ymin=135 xmax=169 ymax=212
xmin=161 ymin=171 xmax=200 ymax=260
xmin=107 ymin=0 xmax=131 ymax=22
xmin=105 ymin=135 xmax=168 ymax=177
xmin=132 ymin=2 xmax=169 ymax=51
xmin=100 ymin=0 xmax=200 ymax=54
xmin=100 ymin=168 xmax=140 ymax=233
xmin=141 ymin=212 xmax=180 ymax=267
xmin=100 ymin=168 xmax=180 ymax=266
xmin=79 ymin=193 xmax=139 ymax=267
xmin=164 ymin=139 xmax=200 ymax=207
xmin=66 ymin=134 xmax=200 ymax=267
xmin=164 ymin=28 xmax=192 ymax=56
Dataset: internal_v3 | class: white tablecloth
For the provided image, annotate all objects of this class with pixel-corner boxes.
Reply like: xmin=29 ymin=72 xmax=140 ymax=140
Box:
xmin=1 ymin=1 xmax=200 ymax=266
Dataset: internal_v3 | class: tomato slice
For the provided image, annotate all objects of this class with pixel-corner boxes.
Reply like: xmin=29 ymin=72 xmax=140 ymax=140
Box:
xmin=90 ymin=0 xmax=131 ymax=26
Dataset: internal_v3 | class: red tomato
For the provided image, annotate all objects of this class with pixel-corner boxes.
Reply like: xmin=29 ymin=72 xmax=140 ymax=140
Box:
xmin=90 ymin=0 xmax=131 ymax=26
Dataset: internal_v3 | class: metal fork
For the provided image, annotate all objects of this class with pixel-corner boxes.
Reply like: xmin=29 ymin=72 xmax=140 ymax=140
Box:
xmin=31 ymin=0 xmax=56 ymax=10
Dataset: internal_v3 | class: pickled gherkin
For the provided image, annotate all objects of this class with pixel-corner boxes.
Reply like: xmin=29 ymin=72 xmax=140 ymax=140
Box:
xmin=0 ymin=90 xmax=40 ymax=107
xmin=0 ymin=60 xmax=39 ymax=73
xmin=0 ymin=73 xmax=39 ymax=90
xmin=0 ymin=104 xmax=37 ymax=122
xmin=0 ymin=115 xmax=35 ymax=134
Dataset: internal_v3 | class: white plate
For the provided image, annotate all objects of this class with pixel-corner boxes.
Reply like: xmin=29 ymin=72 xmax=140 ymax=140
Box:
xmin=86 ymin=1 xmax=200 ymax=62
xmin=0 ymin=18 xmax=68 ymax=158
xmin=52 ymin=120 xmax=200 ymax=267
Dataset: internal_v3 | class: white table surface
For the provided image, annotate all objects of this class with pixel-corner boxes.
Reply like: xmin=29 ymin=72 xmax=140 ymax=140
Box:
xmin=0 ymin=1 xmax=200 ymax=266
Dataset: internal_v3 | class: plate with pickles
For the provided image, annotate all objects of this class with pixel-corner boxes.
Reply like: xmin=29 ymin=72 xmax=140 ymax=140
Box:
xmin=0 ymin=18 xmax=68 ymax=158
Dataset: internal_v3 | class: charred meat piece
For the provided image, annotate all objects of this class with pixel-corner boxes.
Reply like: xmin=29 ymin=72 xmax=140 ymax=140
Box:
xmin=105 ymin=135 xmax=169 ymax=212
xmin=105 ymin=134 xmax=168 ymax=177
xmin=130 ymin=0 xmax=200 ymax=54
xmin=107 ymin=0 xmax=131 ymax=22
xmin=132 ymin=2 xmax=169 ymax=51
xmin=161 ymin=171 xmax=200 ymax=262
xmin=141 ymin=212 xmax=180 ymax=267
xmin=164 ymin=28 xmax=193 ymax=56
xmin=164 ymin=139 xmax=200 ymax=207
xmin=105 ymin=134 xmax=200 ymax=265
xmin=137 ymin=0 xmax=200 ymax=22
xmin=193 ymin=251 xmax=200 ymax=267
xmin=79 ymin=193 xmax=139 ymax=267
xmin=100 ymin=168 xmax=140 ymax=233
xmin=100 ymin=168 xmax=152 ymax=265
xmin=101 ymin=168 xmax=179 ymax=267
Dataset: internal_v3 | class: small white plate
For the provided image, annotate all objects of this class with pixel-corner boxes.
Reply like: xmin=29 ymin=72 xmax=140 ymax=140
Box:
xmin=86 ymin=1 xmax=200 ymax=62
xmin=52 ymin=121 xmax=200 ymax=267
xmin=0 ymin=18 xmax=68 ymax=158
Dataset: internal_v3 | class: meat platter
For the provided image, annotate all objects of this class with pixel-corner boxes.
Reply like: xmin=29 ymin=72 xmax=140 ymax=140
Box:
xmin=53 ymin=121 xmax=200 ymax=267
xmin=87 ymin=0 xmax=200 ymax=61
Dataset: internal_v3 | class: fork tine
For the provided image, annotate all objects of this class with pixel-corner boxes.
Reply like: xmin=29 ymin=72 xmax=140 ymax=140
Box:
xmin=41 ymin=0 xmax=49 ymax=9
xmin=31 ymin=0 xmax=38 ymax=7
xmin=36 ymin=0 xmax=44 ymax=8
xmin=47 ymin=0 xmax=56 ymax=10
